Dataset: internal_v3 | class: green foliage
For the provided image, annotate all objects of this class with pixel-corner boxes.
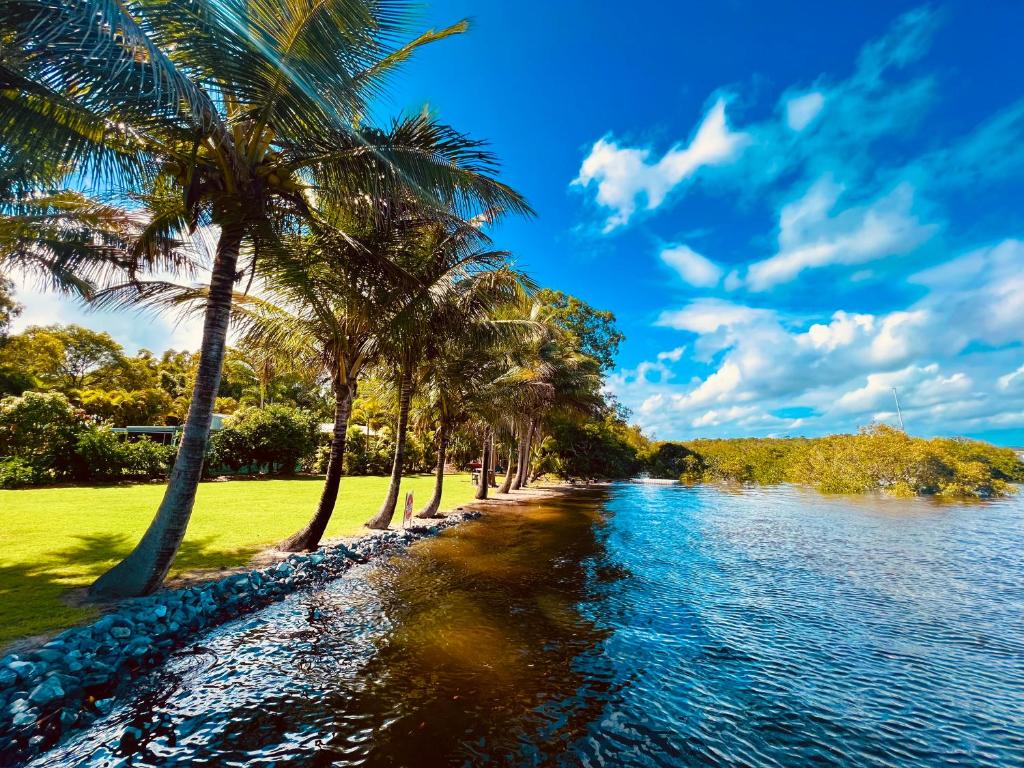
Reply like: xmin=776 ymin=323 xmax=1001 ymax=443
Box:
xmin=0 ymin=391 xmax=90 ymax=483
xmin=209 ymin=405 xmax=318 ymax=475
xmin=73 ymin=429 xmax=175 ymax=482
xmin=0 ymin=456 xmax=34 ymax=489
xmin=536 ymin=289 xmax=624 ymax=372
xmin=659 ymin=425 xmax=1022 ymax=499
xmin=0 ymin=276 xmax=20 ymax=341
xmin=77 ymin=387 xmax=174 ymax=426
xmin=0 ymin=324 xmax=125 ymax=390
xmin=541 ymin=415 xmax=643 ymax=480
xmin=646 ymin=442 xmax=705 ymax=480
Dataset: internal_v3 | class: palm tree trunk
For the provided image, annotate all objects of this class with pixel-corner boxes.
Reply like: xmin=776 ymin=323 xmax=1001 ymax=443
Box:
xmin=279 ymin=380 xmax=353 ymax=551
xmin=90 ymin=225 xmax=244 ymax=598
xmin=521 ymin=422 xmax=535 ymax=488
xmin=489 ymin=440 xmax=499 ymax=486
xmin=511 ymin=427 xmax=526 ymax=490
xmin=475 ymin=428 xmax=491 ymax=500
xmin=366 ymin=365 xmax=413 ymax=529
xmin=416 ymin=417 xmax=447 ymax=519
xmin=499 ymin=446 xmax=515 ymax=493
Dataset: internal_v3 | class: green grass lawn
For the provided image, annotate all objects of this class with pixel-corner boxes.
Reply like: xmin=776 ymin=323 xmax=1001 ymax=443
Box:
xmin=0 ymin=473 xmax=477 ymax=648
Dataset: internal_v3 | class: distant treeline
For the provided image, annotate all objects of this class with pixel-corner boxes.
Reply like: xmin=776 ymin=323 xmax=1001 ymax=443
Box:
xmin=644 ymin=425 xmax=1023 ymax=499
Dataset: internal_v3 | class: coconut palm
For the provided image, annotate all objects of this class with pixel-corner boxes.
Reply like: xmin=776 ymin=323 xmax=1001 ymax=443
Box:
xmin=413 ymin=296 xmax=535 ymax=516
xmin=364 ymin=241 xmax=528 ymax=529
xmin=0 ymin=0 xmax=530 ymax=595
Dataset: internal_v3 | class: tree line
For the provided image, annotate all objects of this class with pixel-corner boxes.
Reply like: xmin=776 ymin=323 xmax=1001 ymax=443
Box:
xmin=643 ymin=427 xmax=1024 ymax=499
xmin=0 ymin=1 xmax=633 ymax=599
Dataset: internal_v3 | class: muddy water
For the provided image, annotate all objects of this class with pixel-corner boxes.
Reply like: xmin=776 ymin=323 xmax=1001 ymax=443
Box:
xmin=34 ymin=484 xmax=1024 ymax=766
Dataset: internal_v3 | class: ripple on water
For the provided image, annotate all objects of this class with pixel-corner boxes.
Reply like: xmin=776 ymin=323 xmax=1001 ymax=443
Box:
xmin=32 ymin=485 xmax=1024 ymax=767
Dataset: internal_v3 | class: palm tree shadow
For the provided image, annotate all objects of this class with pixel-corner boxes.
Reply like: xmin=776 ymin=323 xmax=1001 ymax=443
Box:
xmin=1 ymin=534 xmax=267 ymax=651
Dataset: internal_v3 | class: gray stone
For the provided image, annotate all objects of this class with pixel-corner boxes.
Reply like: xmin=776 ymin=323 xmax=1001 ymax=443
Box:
xmin=7 ymin=660 xmax=36 ymax=682
xmin=28 ymin=677 xmax=65 ymax=706
xmin=7 ymin=696 xmax=30 ymax=715
xmin=109 ymin=626 xmax=132 ymax=640
xmin=12 ymin=708 xmax=37 ymax=727
xmin=152 ymin=604 xmax=168 ymax=619
xmin=94 ymin=697 xmax=115 ymax=715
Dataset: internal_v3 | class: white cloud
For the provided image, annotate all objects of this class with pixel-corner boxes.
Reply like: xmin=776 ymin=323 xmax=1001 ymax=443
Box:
xmin=608 ymin=238 xmax=1024 ymax=439
xmin=785 ymin=91 xmax=825 ymax=131
xmin=656 ymin=346 xmax=686 ymax=362
xmin=745 ymin=179 xmax=935 ymax=290
xmin=655 ymin=298 xmax=774 ymax=335
xmin=998 ymin=364 xmax=1024 ymax=392
xmin=572 ymin=98 xmax=749 ymax=231
xmin=659 ymin=244 xmax=722 ymax=287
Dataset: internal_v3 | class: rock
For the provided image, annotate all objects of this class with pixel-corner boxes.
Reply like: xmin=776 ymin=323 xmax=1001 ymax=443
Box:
xmin=59 ymin=708 xmax=78 ymax=728
xmin=7 ymin=697 xmax=30 ymax=716
xmin=94 ymin=698 xmax=115 ymax=715
xmin=7 ymin=660 xmax=36 ymax=683
xmin=28 ymin=677 xmax=65 ymax=706
xmin=109 ymin=626 xmax=132 ymax=640
xmin=12 ymin=708 xmax=38 ymax=727
xmin=0 ymin=668 xmax=17 ymax=688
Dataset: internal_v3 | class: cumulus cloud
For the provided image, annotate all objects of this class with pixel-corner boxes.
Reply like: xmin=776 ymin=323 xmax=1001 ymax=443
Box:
xmin=744 ymin=179 xmax=935 ymax=290
xmin=572 ymin=98 xmax=749 ymax=231
xmin=608 ymin=239 xmax=1024 ymax=439
xmin=659 ymin=244 xmax=722 ymax=287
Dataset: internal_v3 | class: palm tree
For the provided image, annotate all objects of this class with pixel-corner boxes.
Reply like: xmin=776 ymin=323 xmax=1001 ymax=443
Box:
xmin=414 ymin=308 xmax=533 ymax=515
xmin=2 ymin=0 xmax=529 ymax=596
xmin=364 ymin=238 xmax=527 ymax=529
xmin=496 ymin=302 xmax=604 ymax=489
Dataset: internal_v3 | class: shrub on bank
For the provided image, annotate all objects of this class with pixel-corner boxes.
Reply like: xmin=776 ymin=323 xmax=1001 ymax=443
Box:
xmin=662 ymin=425 xmax=1023 ymax=498
xmin=0 ymin=391 xmax=176 ymax=487
xmin=209 ymin=404 xmax=317 ymax=475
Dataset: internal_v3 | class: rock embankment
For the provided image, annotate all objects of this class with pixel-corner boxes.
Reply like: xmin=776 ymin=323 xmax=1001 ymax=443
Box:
xmin=0 ymin=512 xmax=479 ymax=766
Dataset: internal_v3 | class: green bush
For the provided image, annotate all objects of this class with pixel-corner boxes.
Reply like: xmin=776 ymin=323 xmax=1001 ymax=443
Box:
xmin=0 ymin=391 xmax=89 ymax=482
xmin=646 ymin=442 xmax=704 ymax=480
xmin=73 ymin=428 xmax=176 ymax=481
xmin=0 ymin=457 xmax=35 ymax=488
xmin=209 ymin=405 xmax=317 ymax=475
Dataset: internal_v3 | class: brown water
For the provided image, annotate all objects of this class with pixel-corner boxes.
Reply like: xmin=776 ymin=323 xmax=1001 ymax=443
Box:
xmin=33 ymin=484 xmax=1024 ymax=766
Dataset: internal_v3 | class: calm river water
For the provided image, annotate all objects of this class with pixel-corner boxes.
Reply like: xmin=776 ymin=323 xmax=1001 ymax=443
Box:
xmin=36 ymin=484 xmax=1024 ymax=766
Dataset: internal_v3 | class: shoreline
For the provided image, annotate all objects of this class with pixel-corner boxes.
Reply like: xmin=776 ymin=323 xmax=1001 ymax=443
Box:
xmin=0 ymin=482 xmax=578 ymax=765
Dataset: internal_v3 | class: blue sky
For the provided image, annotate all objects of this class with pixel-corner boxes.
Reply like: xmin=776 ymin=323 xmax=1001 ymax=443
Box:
xmin=13 ymin=1 xmax=1024 ymax=443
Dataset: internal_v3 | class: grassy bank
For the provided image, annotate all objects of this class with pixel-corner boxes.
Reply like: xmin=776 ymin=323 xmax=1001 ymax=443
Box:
xmin=0 ymin=473 xmax=477 ymax=647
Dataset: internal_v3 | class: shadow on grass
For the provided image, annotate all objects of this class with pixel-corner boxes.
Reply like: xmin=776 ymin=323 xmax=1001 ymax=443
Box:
xmin=0 ymin=533 xmax=267 ymax=650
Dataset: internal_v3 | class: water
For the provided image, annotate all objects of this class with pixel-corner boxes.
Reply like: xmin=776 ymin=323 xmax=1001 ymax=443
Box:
xmin=35 ymin=484 xmax=1024 ymax=766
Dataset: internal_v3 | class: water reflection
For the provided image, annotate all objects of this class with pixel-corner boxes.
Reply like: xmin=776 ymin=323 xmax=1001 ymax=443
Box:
xmin=32 ymin=484 xmax=1024 ymax=767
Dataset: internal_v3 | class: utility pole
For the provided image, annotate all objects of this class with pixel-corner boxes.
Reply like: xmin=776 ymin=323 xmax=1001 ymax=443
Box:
xmin=892 ymin=387 xmax=905 ymax=431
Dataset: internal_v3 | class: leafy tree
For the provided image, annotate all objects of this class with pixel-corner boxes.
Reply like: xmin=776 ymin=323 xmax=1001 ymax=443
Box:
xmin=536 ymin=288 xmax=624 ymax=372
xmin=0 ymin=324 xmax=125 ymax=390
xmin=209 ymin=405 xmax=317 ymax=475
xmin=540 ymin=416 xmax=641 ymax=481
xmin=0 ymin=390 xmax=89 ymax=482
xmin=77 ymin=387 xmax=174 ymax=426
xmin=0 ymin=276 xmax=19 ymax=341
xmin=646 ymin=442 xmax=703 ymax=480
